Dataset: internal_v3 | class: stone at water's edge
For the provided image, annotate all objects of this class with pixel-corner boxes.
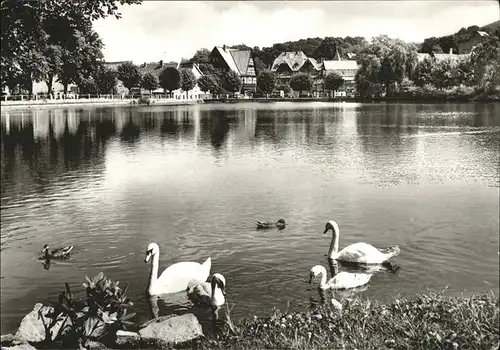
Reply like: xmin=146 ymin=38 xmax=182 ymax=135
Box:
xmin=14 ymin=303 xmax=71 ymax=343
xmin=138 ymin=313 xmax=203 ymax=345
xmin=1 ymin=334 xmax=37 ymax=350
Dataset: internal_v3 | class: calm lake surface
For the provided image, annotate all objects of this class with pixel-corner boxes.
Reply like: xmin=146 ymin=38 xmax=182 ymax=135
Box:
xmin=1 ymin=102 xmax=499 ymax=333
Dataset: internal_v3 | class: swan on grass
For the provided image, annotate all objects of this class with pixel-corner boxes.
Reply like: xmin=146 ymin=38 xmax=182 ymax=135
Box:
xmin=144 ymin=242 xmax=211 ymax=295
xmin=323 ymin=220 xmax=401 ymax=264
xmin=309 ymin=265 xmax=372 ymax=290
xmin=186 ymin=273 xmax=226 ymax=308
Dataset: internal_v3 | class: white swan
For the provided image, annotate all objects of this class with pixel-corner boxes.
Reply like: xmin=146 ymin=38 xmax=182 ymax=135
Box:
xmin=186 ymin=273 xmax=226 ymax=308
xmin=323 ymin=220 xmax=401 ymax=264
xmin=144 ymin=242 xmax=211 ymax=295
xmin=309 ymin=265 xmax=372 ymax=290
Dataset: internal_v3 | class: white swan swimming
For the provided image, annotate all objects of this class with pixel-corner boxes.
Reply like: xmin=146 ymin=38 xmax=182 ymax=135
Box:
xmin=309 ymin=265 xmax=372 ymax=290
xmin=323 ymin=220 xmax=401 ymax=264
xmin=144 ymin=242 xmax=211 ymax=295
xmin=186 ymin=273 xmax=226 ymax=308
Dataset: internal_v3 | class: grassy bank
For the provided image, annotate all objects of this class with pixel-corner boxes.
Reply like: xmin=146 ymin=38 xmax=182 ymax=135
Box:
xmin=188 ymin=290 xmax=498 ymax=350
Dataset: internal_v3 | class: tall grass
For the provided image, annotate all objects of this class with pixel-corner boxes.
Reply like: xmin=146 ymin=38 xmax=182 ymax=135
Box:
xmin=191 ymin=289 xmax=499 ymax=350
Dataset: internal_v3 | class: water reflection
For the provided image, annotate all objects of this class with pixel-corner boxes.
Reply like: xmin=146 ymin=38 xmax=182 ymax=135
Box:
xmin=1 ymin=103 xmax=499 ymax=335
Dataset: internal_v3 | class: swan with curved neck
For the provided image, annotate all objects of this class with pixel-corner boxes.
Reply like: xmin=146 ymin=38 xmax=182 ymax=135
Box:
xmin=144 ymin=242 xmax=211 ymax=295
xmin=187 ymin=273 xmax=226 ymax=308
xmin=324 ymin=220 xmax=401 ymax=264
xmin=309 ymin=265 xmax=372 ymax=290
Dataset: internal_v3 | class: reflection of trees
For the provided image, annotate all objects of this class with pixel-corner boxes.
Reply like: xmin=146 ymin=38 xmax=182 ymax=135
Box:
xmin=159 ymin=110 xmax=195 ymax=140
xmin=254 ymin=112 xmax=279 ymax=143
xmin=120 ymin=116 xmax=140 ymax=143
xmin=199 ymin=110 xmax=230 ymax=152
xmin=1 ymin=112 xmax=117 ymax=198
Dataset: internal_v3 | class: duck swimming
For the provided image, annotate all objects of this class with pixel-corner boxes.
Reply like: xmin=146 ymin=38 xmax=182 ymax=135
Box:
xmin=256 ymin=218 xmax=286 ymax=230
xmin=37 ymin=244 xmax=74 ymax=260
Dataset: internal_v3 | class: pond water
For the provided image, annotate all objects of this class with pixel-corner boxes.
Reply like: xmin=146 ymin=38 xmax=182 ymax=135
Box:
xmin=1 ymin=102 xmax=499 ymax=334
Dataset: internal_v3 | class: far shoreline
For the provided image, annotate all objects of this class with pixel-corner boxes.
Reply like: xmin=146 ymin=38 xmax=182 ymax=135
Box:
xmin=1 ymin=95 xmax=498 ymax=111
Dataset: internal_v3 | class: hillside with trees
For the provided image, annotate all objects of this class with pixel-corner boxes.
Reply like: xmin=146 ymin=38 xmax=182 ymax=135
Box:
xmin=419 ymin=20 xmax=500 ymax=54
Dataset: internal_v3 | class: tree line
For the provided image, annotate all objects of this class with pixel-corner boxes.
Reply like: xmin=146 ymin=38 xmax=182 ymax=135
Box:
xmin=2 ymin=0 xmax=498 ymax=99
xmin=353 ymin=34 xmax=500 ymax=99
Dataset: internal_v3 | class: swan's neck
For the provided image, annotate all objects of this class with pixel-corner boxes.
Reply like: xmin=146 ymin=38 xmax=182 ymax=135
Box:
xmin=318 ymin=270 xmax=328 ymax=289
xmin=328 ymin=228 xmax=340 ymax=259
xmin=149 ymin=254 xmax=159 ymax=291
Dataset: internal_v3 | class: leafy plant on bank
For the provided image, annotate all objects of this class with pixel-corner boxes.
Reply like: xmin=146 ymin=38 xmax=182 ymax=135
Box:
xmin=38 ymin=272 xmax=135 ymax=349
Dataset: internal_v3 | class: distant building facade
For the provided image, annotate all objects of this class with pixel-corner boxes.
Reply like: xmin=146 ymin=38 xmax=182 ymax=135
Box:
xmin=209 ymin=45 xmax=257 ymax=95
xmin=323 ymin=59 xmax=359 ymax=98
xmin=270 ymin=51 xmax=323 ymax=96
xmin=270 ymin=50 xmax=359 ymax=98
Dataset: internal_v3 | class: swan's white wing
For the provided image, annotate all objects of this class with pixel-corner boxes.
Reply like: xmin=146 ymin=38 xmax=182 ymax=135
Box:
xmin=337 ymin=242 xmax=384 ymax=263
xmin=187 ymin=281 xmax=212 ymax=305
xmin=328 ymin=271 xmax=372 ymax=289
xmin=157 ymin=261 xmax=210 ymax=294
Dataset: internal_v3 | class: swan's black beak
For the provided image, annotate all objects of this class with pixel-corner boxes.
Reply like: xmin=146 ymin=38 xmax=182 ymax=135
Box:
xmin=144 ymin=251 xmax=151 ymax=263
xmin=308 ymin=274 xmax=314 ymax=284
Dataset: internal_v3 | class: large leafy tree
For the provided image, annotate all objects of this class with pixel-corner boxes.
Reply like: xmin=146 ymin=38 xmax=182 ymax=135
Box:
xmin=117 ymin=62 xmax=141 ymax=91
xmin=431 ymin=59 xmax=456 ymax=90
xmin=190 ymin=48 xmax=211 ymax=64
xmin=159 ymin=66 xmax=181 ymax=95
xmin=141 ymin=72 xmax=159 ymax=95
xmin=221 ymin=71 xmax=242 ymax=93
xmin=355 ymin=54 xmax=383 ymax=98
xmin=95 ymin=66 xmax=117 ymax=94
xmin=470 ymin=37 xmax=500 ymax=85
xmin=412 ymin=57 xmax=436 ymax=87
xmin=289 ymin=73 xmax=312 ymax=93
xmin=197 ymin=75 xmax=218 ymax=93
xmin=314 ymin=37 xmax=338 ymax=60
xmin=356 ymin=35 xmax=418 ymax=96
xmin=324 ymin=72 xmax=344 ymax=93
xmin=1 ymin=0 xmax=142 ymax=95
xmin=180 ymin=69 xmax=196 ymax=95
xmin=257 ymin=70 xmax=276 ymax=95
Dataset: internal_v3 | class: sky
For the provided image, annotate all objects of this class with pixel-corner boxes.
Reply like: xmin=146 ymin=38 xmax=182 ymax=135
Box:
xmin=93 ymin=0 xmax=500 ymax=64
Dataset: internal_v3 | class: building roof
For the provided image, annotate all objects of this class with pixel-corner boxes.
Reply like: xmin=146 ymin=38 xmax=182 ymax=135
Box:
xmin=323 ymin=60 xmax=358 ymax=70
xmin=477 ymin=30 xmax=489 ymax=37
xmin=104 ymin=61 xmax=132 ymax=70
xmin=211 ymin=46 xmax=255 ymax=76
xmin=230 ymin=50 xmax=251 ymax=75
xmin=271 ymin=51 xmax=307 ymax=72
xmin=178 ymin=61 xmax=204 ymax=78
xmin=271 ymin=51 xmax=321 ymax=72
xmin=213 ymin=46 xmax=241 ymax=74
xmin=417 ymin=53 xmax=470 ymax=62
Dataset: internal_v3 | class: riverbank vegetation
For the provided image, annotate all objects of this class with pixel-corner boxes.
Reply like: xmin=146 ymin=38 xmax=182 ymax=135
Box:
xmin=195 ymin=290 xmax=499 ymax=350
xmin=5 ymin=270 xmax=498 ymax=350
